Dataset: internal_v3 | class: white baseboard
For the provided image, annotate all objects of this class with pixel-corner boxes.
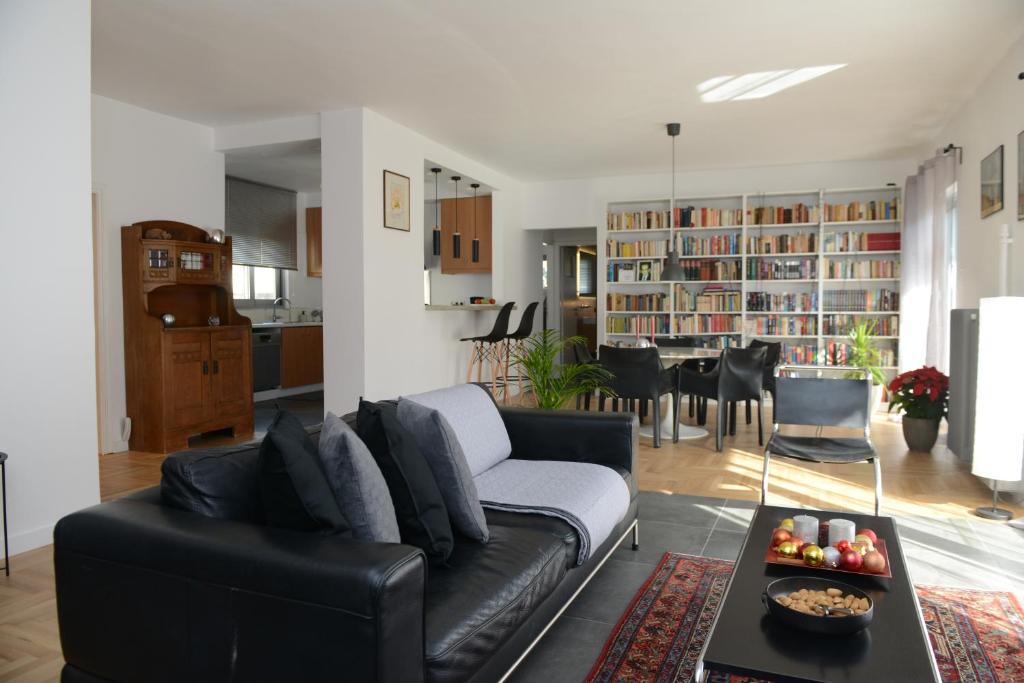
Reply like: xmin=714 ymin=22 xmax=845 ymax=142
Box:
xmin=9 ymin=522 xmax=56 ymax=556
xmin=254 ymin=384 xmax=324 ymax=403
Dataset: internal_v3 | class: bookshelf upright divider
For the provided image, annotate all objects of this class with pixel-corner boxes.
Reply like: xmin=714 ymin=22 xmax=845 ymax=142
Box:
xmin=601 ymin=186 xmax=902 ymax=374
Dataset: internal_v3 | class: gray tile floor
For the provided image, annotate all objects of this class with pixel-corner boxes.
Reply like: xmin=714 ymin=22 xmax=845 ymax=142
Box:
xmin=508 ymin=491 xmax=1024 ymax=683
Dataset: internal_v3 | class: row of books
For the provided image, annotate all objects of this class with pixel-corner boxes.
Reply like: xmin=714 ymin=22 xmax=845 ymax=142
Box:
xmin=674 ymin=206 xmax=743 ymax=228
xmin=824 ymin=342 xmax=896 ymax=367
xmin=780 ymin=343 xmax=819 ymax=365
xmin=673 ymin=315 xmax=742 ymax=334
xmin=747 ymin=203 xmax=816 ymax=225
xmin=747 ymin=316 xmax=818 ymax=336
xmin=606 ymin=293 xmax=669 ymax=312
xmin=607 ymin=261 xmax=662 ymax=282
xmin=606 ymin=316 xmax=671 ymax=335
xmin=822 ymin=289 xmax=899 ymax=312
xmin=607 ymin=210 xmax=672 ymax=231
xmin=746 ymin=233 xmax=816 ymax=254
xmin=822 ymin=231 xmax=901 ymax=252
xmin=822 ymin=315 xmax=899 ymax=336
xmin=746 ymin=291 xmax=818 ymax=312
xmin=671 ymin=233 xmax=742 ymax=255
xmin=674 ymin=286 xmax=742 ymax=312
xmin=823 ymin=259 xmax=900 ymax=280
xmin=822 ymin=199 xmax=900 ymax=222
xmin=747 ymin=258 xmax=817 ymax=280
xmin=606 ymin=239 xmax=668 ymax=258
xmin=673 ymin=260 xmax=742 ymax=281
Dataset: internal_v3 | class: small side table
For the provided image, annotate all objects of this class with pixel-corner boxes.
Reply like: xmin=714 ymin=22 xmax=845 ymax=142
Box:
xmin=0 ymin=452 xmax=7 ymax=575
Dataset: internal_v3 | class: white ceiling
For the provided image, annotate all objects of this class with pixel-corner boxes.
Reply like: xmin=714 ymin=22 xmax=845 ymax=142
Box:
xmin=224 ymin=139 xmax=321 ymax=192
xmin=93 ymin=0 xmax=1024 ymax=181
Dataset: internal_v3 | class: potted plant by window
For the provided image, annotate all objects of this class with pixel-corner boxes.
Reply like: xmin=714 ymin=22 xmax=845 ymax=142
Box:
xmin=512 ymin=330 xmax=613 ymax=410
xmin=845 ymin=321 xmax=886 ymax=414
xmin=887 ymin=366 xmax=949 ymax=452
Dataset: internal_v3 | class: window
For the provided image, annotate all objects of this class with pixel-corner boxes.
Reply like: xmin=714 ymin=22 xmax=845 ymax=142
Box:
xmin=233 ymin=264 xmax=282 ymax=302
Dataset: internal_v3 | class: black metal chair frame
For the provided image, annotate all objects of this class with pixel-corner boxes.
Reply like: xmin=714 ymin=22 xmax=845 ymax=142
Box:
xmin=499 ymin=301 xmax=540 ymax=401
xmin=760 ymin=365 xmax=882 ymax=516
xmin=460 ymin=302 xmax=516 ymax=395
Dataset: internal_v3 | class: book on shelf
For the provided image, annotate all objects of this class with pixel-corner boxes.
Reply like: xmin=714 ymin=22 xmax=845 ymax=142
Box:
xmin=606 ymin=292 xmax=669 ymax=312
xmin=606 ymin=315 xmax=670 ymax=335
xmin=607 ymin=210 xmax=671 ymax=231
xmin=823 ymin=258 xmax=900 ymax=279
xmin=747 ymin=203 xmax=817 ymax=225
xmin=674 ymin=285 xmax=741 ymax=312
xmin=778 ymin=343 xmax=819 ymax=365
xmin=822 ymin=231 xmax=901 ymax=252
xmin=672 ymin=232 xmax=741 ymax=256
xmin=606 ymin=238 xmax=669 ymax=257
xmin=608 ymin=261 xmax=660 ymax=282
xmin=822 ymin=288 xmax=899 ymax=312
xmin=824 ymin=342 xmax=896 ymax=367
xmin=822 ymin=314 xmax=898 ymax=336
xmin=823 ymin=198 xmax=900 ymax=222
xmin=674 ymin=314 xmax=742 ymax=334
xmin=674 ymin=206 xmax=743 ymax=228
xmin=746 ymin=232 xmax=817 ymax=254
xmin=746 ymin=257 xmax=817 ymax=280
xmin=746 ymin=291 xmax=818 ymax=312
xmin=748 ymin=315 xmax=818 ymax=336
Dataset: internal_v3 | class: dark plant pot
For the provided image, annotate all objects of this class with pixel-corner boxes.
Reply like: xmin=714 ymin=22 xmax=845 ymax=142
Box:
xmin=902 ymin=416 xmax=940 ymax=452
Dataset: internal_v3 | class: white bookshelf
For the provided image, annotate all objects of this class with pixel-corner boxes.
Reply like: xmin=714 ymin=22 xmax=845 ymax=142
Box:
xmin=600 ymin=186 xmax=902 ymax=371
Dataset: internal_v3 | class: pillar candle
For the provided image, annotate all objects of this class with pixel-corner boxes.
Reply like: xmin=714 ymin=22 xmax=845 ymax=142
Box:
xmin=828 ymin=518 xmax=856 ymax=546
xmin=792 ymin=515 xmax=819 ymax=544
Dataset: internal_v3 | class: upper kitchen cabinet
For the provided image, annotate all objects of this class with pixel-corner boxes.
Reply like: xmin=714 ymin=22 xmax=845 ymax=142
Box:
xmin=306 ymin=206 xmax=322 ymax=278
xmin=440 ymin=194 xmax=492 ymax=274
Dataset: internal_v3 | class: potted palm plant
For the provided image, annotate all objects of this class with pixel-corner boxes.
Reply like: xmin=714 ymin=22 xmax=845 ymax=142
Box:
xmin=845 ymin=321 xmax=887 ymax=414
xmin=512 ymin=330 xmax=613 ymax=410
xmin=887 ymin=366 xmax=949 ymax=452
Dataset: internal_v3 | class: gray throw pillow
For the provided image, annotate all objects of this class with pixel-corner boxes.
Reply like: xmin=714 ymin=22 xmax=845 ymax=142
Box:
xmin=318 ymin=412 xmax=400 ymax=543
xmin=397 ymin=397 xmax=489 ymax=542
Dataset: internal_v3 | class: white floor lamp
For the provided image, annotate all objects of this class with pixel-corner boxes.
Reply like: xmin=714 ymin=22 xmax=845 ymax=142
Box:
xmin=971 ymin=295 xmax=1024 ymax=520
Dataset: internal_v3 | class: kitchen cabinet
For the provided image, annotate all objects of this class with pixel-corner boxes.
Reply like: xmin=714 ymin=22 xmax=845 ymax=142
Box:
xmin=306 ymin=207 xmax=322 ymax=278
xmin=122 ymin=220 xmax=253 ymax=453
xmin=281 ymin=325 xmax=324 ymax=388
xmin=440 ymin=195 xmax=491 ymax=274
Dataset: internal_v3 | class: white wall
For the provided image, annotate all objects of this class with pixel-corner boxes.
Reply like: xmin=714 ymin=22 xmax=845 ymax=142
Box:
xmin=321 ymin=108 xmax=535 ymax=413
xmin=92 ymin=95 xmax=225 ymax=452
xmin=926 ymin=33 xmax=1024 ymax=307
xmin=0 ymin=0 xmax=100 ymax=552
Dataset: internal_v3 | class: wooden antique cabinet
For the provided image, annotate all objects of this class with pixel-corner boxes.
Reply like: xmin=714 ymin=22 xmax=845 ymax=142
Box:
xmin=440 ymin=194 xmax=492 ymax=274
xmin=123 ymin=220 xmax=253 ymax=453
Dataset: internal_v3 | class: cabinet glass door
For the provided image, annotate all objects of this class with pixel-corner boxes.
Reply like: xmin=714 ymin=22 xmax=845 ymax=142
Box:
xmin=143 ymin=244 xmax=175 ymax=282
xmin=177 ymin=247 xmax=219 ymax=282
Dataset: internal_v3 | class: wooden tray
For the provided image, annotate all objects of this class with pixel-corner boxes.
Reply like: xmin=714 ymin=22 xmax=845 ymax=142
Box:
xmin=764 ymin=538 xmax=892 ymax=579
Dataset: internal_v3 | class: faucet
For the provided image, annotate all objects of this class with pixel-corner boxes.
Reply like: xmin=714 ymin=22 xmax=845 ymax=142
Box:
xmin=272 ymin=297 xmax=292 ymax=323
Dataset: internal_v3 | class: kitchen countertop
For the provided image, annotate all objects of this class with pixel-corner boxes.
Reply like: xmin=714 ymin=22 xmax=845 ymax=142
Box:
xmin=251 ymin=321 xmax=323 ymax=328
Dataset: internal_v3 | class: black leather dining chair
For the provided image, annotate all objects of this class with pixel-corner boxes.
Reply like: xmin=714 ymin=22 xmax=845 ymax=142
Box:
xmin=659 ymin=336 xmax=715 ymax=419
xmin=761 ymin=366 xmax=881 ymax=515
xmin=460 ymin=302 xmax=515 ymax=394
xmin=678 ymin=346 xmax=766 ymax=451
xmin=598 ymin=345 xmax=678 ymax=448
xmin=746 ymin=339 xmax=782 ymax=424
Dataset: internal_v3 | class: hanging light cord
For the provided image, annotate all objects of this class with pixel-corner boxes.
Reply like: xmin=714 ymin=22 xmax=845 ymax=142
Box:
xmin=434 ymin=172 xmax=439 ymax=226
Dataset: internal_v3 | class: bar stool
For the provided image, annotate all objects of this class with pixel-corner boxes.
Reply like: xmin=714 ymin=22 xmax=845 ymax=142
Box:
xmin=460 ymin=302 xmax=515 ymax=395
xmin=0 ymin=452 xmax=8 ymax=575
xmin=501 ymin=301 xmax=539 ymax=401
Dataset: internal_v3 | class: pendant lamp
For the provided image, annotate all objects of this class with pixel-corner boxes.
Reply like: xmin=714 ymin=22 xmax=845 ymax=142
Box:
xmin=660 ymin=123 xmax=687 ymax=282
xmin=470 ymin=183 xmax=481 ymax=263
xmin=431 ymin=167 xmax=442 ymax=256
xmin=451 ymin=176 xmax=462 ymax=259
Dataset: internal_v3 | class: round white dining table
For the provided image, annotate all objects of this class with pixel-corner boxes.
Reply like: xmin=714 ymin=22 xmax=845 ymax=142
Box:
xmin=637 ymin=346 xmax=722 ymax=441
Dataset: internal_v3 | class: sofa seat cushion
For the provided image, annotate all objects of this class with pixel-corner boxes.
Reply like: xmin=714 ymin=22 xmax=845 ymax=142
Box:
xmin=424 ymin=522 xmax=568 ymax=683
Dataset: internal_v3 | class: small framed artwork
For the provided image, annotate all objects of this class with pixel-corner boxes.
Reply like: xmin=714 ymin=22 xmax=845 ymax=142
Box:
xmin=1018 ymin=131 xmax=1024 ymax=220
xmin=383 ymin=170 xmax=410 ymax=231
xmin=637 ymin=260 xmax=654 ymax=281
xmin=980 ymin=145 xmax=1003 ymax=218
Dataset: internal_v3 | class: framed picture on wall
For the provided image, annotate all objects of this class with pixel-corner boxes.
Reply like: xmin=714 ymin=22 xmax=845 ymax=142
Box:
xmin=383 ymin=170 xmax=411 ymax=231
xmin=980 ymin=145 xmax=1003 ymax=218
xmin=1018 ymin=131 xmax=1024 ymax=220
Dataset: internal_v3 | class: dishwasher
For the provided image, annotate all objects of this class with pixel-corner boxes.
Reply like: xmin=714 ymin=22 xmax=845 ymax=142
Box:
xmin=252 ymin=328 xmax=282 ymax=391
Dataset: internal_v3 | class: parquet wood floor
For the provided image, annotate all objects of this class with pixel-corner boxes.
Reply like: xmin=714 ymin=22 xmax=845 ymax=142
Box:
xmin=0 ymin=404 xmax=1018 ymax=681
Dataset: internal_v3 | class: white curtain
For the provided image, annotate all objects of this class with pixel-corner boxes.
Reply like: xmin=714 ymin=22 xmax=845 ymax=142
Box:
xmin=900 ymin=154 xmax=957 ymax=373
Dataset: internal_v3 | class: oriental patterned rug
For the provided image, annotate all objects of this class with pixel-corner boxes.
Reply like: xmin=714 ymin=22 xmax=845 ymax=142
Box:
xmin=585 ymin=552 xmax=1024 ymax=683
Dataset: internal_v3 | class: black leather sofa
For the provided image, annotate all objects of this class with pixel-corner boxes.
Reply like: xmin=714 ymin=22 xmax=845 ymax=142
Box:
xmin=55 ymin=407 xmax=639 ymax=683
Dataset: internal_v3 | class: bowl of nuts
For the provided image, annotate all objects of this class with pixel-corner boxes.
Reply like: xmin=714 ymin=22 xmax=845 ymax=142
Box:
xmin=762 ymin=576 xmax=873 ymax=635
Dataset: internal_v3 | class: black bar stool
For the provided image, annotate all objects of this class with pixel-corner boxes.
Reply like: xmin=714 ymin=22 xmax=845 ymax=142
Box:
xmin=502 ymin=301 xmax=539 ymax=401
xmin=460 ymin=302 xmax=516 ymax=395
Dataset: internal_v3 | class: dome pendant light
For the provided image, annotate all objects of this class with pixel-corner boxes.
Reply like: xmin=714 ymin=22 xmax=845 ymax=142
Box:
xmin=451 ymin=176 xmax=462 ymax=259
xmin=431 ymin=167 xmax=442 ymax=256
xmin=660 ymin=123 xmax=688 ymax=282
xmin=470 ymin=183 xmax=481 ymax=263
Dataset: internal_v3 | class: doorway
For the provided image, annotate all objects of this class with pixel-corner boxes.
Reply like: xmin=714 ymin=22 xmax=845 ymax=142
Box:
xmin=543 ymin=228 xmax=598 ymax=361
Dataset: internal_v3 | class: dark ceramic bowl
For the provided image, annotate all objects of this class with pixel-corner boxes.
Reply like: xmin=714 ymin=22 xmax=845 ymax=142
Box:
xmin=762 ymin=576 xmax=873 ymax=635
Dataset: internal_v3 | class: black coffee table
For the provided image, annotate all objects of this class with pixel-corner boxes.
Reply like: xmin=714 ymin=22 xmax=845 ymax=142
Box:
xmin=696 ymin=504 xmax=940 ymax=682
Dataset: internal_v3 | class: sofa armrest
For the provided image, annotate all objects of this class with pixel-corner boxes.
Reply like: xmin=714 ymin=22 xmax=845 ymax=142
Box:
xmin=499 ymin=408 xmax=638 ymax=490
xmin=55 ymin=498 xmax=425 ymax=683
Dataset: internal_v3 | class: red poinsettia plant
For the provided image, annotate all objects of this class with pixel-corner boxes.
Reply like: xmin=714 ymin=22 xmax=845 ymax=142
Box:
xmin=887 ymin=366 xmax=949 ymax=420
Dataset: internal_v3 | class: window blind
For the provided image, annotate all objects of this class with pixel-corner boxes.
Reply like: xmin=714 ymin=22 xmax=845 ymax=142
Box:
xmin=226 ymin=176 xmax=297 ymax=270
